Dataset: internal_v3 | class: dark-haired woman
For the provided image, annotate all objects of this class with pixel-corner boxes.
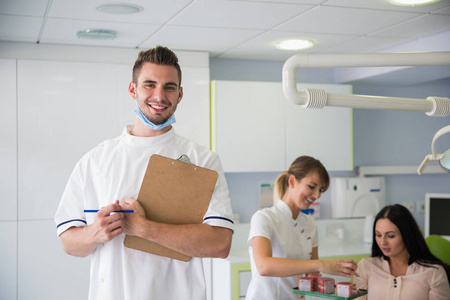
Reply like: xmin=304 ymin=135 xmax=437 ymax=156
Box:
xmin=354 ymin=204 xmax=450 ymax=300
xmin=245 ymin=156 xmax=358 ymax=300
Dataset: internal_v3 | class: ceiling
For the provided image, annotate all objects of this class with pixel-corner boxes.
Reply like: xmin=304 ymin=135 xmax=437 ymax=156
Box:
xmin=1 ymin=0 xmax=450 ymax=84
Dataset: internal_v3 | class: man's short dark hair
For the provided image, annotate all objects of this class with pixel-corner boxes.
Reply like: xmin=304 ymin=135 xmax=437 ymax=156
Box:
xmin=132 ymin=45 xmax=182 ymax=86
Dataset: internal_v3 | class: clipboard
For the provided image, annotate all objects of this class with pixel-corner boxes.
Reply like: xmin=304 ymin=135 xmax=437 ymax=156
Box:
xmin=124 ymin=154 xmax=218 ymax=262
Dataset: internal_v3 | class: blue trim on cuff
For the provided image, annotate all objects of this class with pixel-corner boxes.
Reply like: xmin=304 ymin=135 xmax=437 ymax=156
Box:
xmin=204 ymin=216 xmax=234 ymax=224
xmin=57 ymin=219 xmax=87 ymax=228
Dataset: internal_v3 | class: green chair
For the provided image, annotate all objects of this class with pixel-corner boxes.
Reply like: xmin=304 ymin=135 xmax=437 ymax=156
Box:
xmin=425 ymin=235 xmax=450 ymax=265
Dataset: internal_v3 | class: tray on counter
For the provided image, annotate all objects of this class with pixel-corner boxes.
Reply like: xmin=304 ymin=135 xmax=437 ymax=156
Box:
xmin=292 ymin=287 xmax=367 ymax=299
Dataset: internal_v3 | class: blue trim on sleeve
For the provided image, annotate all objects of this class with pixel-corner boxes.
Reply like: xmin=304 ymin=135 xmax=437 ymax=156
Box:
xmin=56 ymin=219 xmax=87 ymax=228
xmin=204 ymin=216 xmax=234 ymax=224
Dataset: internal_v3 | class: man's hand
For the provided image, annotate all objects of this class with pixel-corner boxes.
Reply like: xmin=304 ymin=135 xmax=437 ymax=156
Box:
xmin=87 ymin=200 xmax=125 ymax=243
xmin=120 ymin=198 xmax=146 ymax=236
xmin=60 ymin=200 xmax=125 ymax=257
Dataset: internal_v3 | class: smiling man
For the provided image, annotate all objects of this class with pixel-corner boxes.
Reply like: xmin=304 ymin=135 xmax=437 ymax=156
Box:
xmin=55 ymin=46 xmax=234 ymax=300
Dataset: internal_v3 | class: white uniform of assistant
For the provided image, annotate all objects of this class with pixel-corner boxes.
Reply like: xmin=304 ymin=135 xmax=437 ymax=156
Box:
xmin=246 ymin=200 xmax=318 ymax=300
xmin=55 ymin=126 xmax=234 ymax=300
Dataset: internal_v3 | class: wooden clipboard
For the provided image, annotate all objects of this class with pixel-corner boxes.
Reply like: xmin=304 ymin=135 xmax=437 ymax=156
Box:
xmin=124 ymin=154 xmax=218 ymax=262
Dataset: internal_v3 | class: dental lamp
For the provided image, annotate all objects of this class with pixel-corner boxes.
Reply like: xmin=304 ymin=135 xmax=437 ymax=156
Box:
xmin=282 ymin=52 xmax=450 ymax=116
xmin=417 ymin=125 xmax=450 ymax=175
xmin=282 ymin=52 xmax=450 ymax=175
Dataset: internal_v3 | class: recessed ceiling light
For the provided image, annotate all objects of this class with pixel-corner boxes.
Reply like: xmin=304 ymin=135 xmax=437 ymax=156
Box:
xmin=96 ymin=3 xmax=143 ymax=14
xmin=76 ymin=29 xmax=118 ymax=40
xmin=389 ymin=0 xmax=440 ymax=6
xmin=275 ymin=39 xmax=314 ymax=51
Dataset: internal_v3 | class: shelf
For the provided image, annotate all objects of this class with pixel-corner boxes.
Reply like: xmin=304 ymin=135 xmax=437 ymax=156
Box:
xmin=357 ymin=165 xmax=445 ymax=176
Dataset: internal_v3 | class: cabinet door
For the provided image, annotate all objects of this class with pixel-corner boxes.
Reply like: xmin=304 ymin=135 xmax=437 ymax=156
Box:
xmin=285 ymin=83 xmax=353 ymax=171
xmin=0 ymin=59 xmax=17 ymax=221
xmin=213 ymin=80 xmax=286 ymax=172
xmin=173 ymin=67 xmax=210 ymax=149
xmin=239 ymin=271 xmax=252 ymax=298
xmin=18 ymin=60 xmax=124 ymax=220
xmin=213 ymin=80 xmax=353 ymax=172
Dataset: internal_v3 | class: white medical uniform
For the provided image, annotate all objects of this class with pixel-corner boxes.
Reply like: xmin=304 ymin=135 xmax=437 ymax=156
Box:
xmin=246 ymin=200 xmax=318 ymax=300
xmin=55 ymin=126 xmax=234 ymax=300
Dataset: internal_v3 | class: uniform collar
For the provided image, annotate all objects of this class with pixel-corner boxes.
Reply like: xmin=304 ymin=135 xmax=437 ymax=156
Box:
xmin=121 ymin=125 xmax=176 ymax=147
xmin=277 ymin=200 xmax=306 ymax=227
xmin=277 ymin=199 xmax=292 ymax=219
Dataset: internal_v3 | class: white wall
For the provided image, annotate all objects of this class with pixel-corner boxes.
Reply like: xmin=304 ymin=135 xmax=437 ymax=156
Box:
xmin=0 ymin=43 xmax=209 ymax=300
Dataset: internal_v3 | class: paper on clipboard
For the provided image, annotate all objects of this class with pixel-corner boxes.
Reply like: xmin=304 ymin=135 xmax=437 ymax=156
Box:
xmin=124 ymin=154 xmax=218 ymax=262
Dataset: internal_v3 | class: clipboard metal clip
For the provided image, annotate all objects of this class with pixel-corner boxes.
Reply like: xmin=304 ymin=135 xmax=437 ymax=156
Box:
xmin=177 ymin=154 xmax=192 ymax=165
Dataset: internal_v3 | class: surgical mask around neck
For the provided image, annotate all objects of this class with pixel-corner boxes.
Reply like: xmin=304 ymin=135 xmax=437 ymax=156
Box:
xmin=134 ymin=106 xmax=176 ymax=131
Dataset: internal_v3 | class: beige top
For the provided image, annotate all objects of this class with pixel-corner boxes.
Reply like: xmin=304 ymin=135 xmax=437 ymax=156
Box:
xmin=354 ymin=257 xmax=450 ymax=300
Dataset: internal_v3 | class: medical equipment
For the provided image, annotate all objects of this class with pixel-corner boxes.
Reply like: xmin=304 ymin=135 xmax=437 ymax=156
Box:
xmin=282 ymin=52 xmax=450 ymax=174
xmin=282 ymin=52 xmax=450 ymax=115
xmin=418 ymin=125 xmax=450 ymax=174
xmin=331 ymin=176 xmax=385 ymax=219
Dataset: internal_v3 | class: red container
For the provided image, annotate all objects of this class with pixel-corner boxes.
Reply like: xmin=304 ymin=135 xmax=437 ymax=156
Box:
xmin=336 ymin=282 xmax=352 ymax=297
xmin=318 ymin=277 xmax=335 ymax=294
xmin=307 ymin=273 xmax=320 ymax=291
xmin=298 ymin=277 xmax=314 ymax=292
xmin=336 ymin=282 xmax=359 ymax=297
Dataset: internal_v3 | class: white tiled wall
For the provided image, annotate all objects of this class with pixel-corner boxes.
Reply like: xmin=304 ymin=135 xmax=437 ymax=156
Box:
xmin=18 ymin=220 xmax=90 ymax=299
xmin=0 ymin=221 xmax=17 ymax=299
xmin=1 ymin=51 xmax=210 ymax=300
xmin=0 ymin=58 xmax=18 ymax=300
xmin=0 ymin=58 xmax=17 ymax=222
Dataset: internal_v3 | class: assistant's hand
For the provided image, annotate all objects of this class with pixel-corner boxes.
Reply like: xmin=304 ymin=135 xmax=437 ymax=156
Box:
xmin=87 ymin=200 xmax=124 ymax=243
xmin=321 ymin=259 xmax=359 ymax=278
xmin=120 ymin=198 xmax=147 ymax=236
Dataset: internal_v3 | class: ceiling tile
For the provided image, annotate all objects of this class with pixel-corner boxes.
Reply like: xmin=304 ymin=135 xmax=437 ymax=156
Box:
xmin=0 ymin=15 xmax=42 ymax=42
xmin=217 ymin=30 xmax=356 ymax=60
xmin=169 ymin=0 xmax=314 ymax=29
xmin=0 ymin=0 xmax=449 ymax=67
xmin=320 ymin=36 xmax=412 ymax=53
xmin=140 ymin=25 xmax=263 ymax=55
xmin=47 ymin=0 xmax=193 ymax=24
xmin=0 ymin=0 xmax=49 ymax=16
xmin=372 ymin=14 xmax=450 ymax=38
xmin=433 ymin=5 xmax=450 ymax=14
xmin=40 ymin=18 xmax=160 ymax=47
xmin=324 ymin=0 xmax=450 ymax=13
xmin=276 ymin=5 xmax=421 ymax=35
xmin=222 ymin=0 xmax=324 ymax=4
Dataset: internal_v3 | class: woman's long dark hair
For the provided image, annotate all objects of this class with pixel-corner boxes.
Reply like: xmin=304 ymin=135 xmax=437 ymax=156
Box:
xmin=372 ymin=204 xmax=450 ymax=283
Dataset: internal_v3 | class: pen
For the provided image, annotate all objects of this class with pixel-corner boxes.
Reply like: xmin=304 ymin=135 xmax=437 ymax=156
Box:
xmin=84 ymin=210 xmax=134 ymax=213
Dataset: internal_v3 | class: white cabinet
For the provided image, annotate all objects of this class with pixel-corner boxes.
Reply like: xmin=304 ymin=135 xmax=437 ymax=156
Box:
xmin=0 ymin=59 xmax=17 ymax=221
xmin=212 ymin=81 xmax=285 ymax=172
xmin=212 ymin=258 xmax=251 ymax=300
xmin=212 ymin=80 xmax=353 ymax=172
xmin=239 ymin=270 xmax=252 ymax=299
xmin=173 ymin=67 xmax=210 ymax=149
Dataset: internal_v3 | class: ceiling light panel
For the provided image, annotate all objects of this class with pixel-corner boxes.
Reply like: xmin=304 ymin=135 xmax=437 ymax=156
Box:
xmin=275 ymin=39 xmax=314 ymax=50
xmin=389 ymin=0 xmax=441 ymax=6
xmin=325 ymin=0 xmax=448 ymax=12
xmin=47 ymin=0 xmax=192 ymax=23
xmin=96 ymin=3 xmax=143 ymax=14
xmin=40 ymin=18 xmax=160 ymax=46
xmin=76 ymin=29 xmax=118 ymax=40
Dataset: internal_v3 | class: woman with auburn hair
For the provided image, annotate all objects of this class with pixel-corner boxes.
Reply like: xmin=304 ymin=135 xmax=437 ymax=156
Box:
xmin=246 ymin=156 xmax=358 ymax=300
